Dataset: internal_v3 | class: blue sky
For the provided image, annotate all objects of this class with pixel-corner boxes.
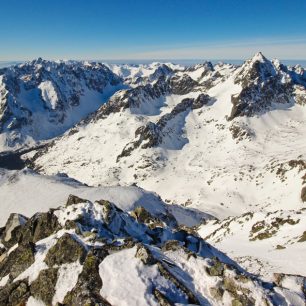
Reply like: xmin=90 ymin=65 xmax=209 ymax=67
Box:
xmin=0 ymin=0 xmax=306 ymax=60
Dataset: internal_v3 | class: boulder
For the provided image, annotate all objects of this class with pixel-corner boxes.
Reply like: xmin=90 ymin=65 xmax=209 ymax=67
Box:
xmin=0 ymin=242 xmax=35 ymax=279
xmin=206 ymin=257 xmax=225 ymax=277
xmin=30 ymin=268 xmax=58 ymax=305
xmin=301 ymin=186 xmax=306 ymax=202
xmin=0 ymin=280 xmax=30 ymax=306
xmin=22 ymin=212 xmax=62 ymax=243
xmin=66 ymin=194 xmax=88 ymax=207
xmin=1 ymin=213 xmax=28 ymax=248
xmin=96 ymin=200 xmax=121 ymax=224
xmin=130 ymin=206 xmax=156 ymax=224
xmin=44 ymin=233 xmax=87 ymax=267
xmin=63 ymin=251 xmax=110 ymax=306
xmin=135 ymin=244 xmax=157 ymax=265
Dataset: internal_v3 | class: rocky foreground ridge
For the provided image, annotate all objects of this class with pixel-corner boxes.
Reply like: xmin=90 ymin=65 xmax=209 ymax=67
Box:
xmin=0 ymin=195 xmax=305 ymax=306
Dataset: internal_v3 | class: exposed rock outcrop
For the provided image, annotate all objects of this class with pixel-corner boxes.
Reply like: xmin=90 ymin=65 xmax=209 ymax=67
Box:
xmin=0 ymin=195 xmax=303 ymax=305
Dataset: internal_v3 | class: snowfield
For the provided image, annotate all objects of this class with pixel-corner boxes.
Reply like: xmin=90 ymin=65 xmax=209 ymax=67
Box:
xmin=0 ymin=169 xmax=210 ymax=228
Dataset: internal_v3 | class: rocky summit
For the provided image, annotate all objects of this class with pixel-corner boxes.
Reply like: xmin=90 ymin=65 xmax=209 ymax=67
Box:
xmin=0 ymin=53 xmax=305 ymax=305
xmin=0 ymin=59 xmax=122 ymax=148
xmin=0 ymin=195 xmax=305 ymax=306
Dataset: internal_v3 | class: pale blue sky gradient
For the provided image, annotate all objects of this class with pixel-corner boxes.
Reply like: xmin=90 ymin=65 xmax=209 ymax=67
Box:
xmin=0 ymin=0 xmax=306 ymax=60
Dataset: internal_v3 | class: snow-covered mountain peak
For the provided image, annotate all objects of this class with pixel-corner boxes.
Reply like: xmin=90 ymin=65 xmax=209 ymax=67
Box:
xmin=191 ymin=61 xmax=214 ymax=71
xmin=235 ymin=52 xmax=277 ymax=85
xmin=0 ymin=59 xmax=123 ymax=150
xmin=106 ymin=62 xmax=183 ymax=87
xmin=227 ymin=52 xmax=306 ymax=119
xmin=250 ymin=51 xmax=267 ymax=63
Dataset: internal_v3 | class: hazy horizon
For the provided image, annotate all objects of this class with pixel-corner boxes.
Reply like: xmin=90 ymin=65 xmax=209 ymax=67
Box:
xmin=1 ymin=58 xmax=306 ymax=69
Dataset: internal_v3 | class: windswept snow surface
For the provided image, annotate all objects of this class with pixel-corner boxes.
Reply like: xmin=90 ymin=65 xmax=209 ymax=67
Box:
xmin=0 ymin=169 xmax=209 ymax=227
xmin=198 ymin=209 xmax=306 ymax=280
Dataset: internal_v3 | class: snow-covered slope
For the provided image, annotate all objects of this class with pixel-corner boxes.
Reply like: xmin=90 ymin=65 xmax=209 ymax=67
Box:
xmin=0 ymin=169 xmax=212 ymax=228
xmin=198 ymin=208 xmax=306 ymax=280
xmin=0 ymin=59 xmax=122 ymax=150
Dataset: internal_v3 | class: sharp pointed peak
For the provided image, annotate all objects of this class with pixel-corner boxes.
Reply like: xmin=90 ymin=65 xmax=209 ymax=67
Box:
xmin=250 ymin=51 xmax=268 ymax=63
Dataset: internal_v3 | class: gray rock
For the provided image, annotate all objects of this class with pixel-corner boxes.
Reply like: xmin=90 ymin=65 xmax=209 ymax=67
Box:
xmin=44 ymin=233 xmax=87 ymax=267
xmin=30 ymin=268 xmax=59 ymax=305
xmin=66 ymin=194 xmax=88 ymax=207
xmin=63 ymin=251 xmax=111 ymax=306
xmin=22 ymin=212 xmax=62 ymax=243
xmin=153 ymin=288 xmax=174 ymax=306
xmin=206 ymin=257 xmax=225 ymax=277
xmin=135 ymin=244 xmax=157 ymax=265
xmin=301 ymin=186 xmax=306 ymax=202
xmin=0 ymin=242 xmax=35 ymax=279
xmin=0 ymin=280 xmax=30 ymax=306
xmin=1 ymin=213 xmax=28 ymax=248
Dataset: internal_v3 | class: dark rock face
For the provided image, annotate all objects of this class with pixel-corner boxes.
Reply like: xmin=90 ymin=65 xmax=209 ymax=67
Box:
xmin=169 ymin=74 xmax=199 ymax=95
xmin=0 ymin=280 xmax=30 ymax=306
xmin=1 ymin=211 xmax=62 ymax=248
xmin=229 ymin=78 xmax=293 ymax=120
xmin=228 ymin=53 xmax=305 ymax=120
xmin=22 ymin=212 xmax=62 ymax=244
xmin=2 ymin=211 xmax=61 ymax=248
xmin=0 ymin=59 xmax=122 ymax=147
xmin=30 ymin=268 xmax=59 ymax=305
xmin=66 ymin=194 xmax=88 ymax=207
xmin=94 ymin=73 xmax=201 ymax=122
xmin=301 ymin=186 xmax=306 ymax=202
xmin=44 ymin=233 xmax=87 ymax=267
xmin=1 ymin=213 xmax=28 ymax=248
xmin=234 ymin=53 xmax=276 ymax=87
xmin=185 ymin=61 xmax=214 ymax=75
xmin=192 ymin=93 xmax=211 ymax=109
xmin=117 ymin=94 xmax=212 ymax=160
xmin=94 ymin=77 xmax=170 ymax=120
xmin=63 ymin=251 xmax=111 ymax=306
xmin=0 ymin=242 xmax=35 ymax=279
